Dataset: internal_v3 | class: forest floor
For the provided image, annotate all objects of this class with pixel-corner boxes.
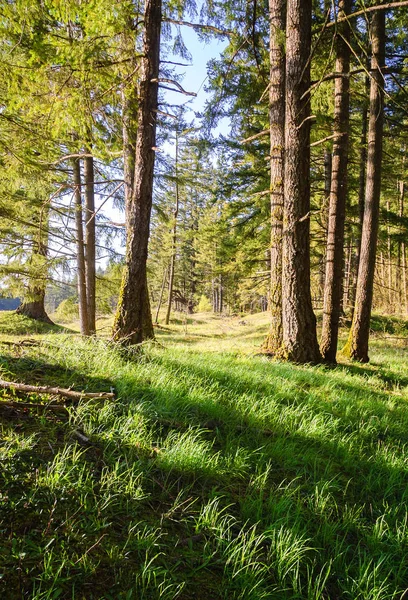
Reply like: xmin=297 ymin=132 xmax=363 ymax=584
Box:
xmin=1 ymin=310 xmax=408 ymax=599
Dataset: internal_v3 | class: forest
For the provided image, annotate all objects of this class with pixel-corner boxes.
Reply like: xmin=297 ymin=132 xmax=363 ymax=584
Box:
xmin=1 ymin=0 xmax=408 ymax=598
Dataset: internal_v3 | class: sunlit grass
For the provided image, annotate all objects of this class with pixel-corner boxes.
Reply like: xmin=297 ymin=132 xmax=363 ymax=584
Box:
xmin=0 ymin=310 xmax=408 ymax=598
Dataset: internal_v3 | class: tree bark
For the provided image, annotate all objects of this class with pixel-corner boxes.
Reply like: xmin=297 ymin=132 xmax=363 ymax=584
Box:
xmin=399 ymin=180 xmax=408 ymax=316
xmin=165 ymin=130 xmax=179 ymax=325
xmin=264 ymin=0 xmax=286 ymax=354
xmin=84 ymin=153 xmax=96 ymax=334
xmin=320 ymin=0 xmax=352 ymax=363
xmin=281 ymin=0 xmax=321 ymax=363
xmin=16 ymin=209 xmax=53 ymax=324
xmin=73 ymin=157 xmax=90 ymax=336
xmin=343 ymin=9 xmax=385 ymax=362
xmin=155 ymin=266 xmax=168 ymax=323
xmin=350 ymin=74 xmax=369 ymax=311
xmin=386 ymin=199 xmax=393 ymax=309
xmin=112 ymin=0 xmax=160 ymax=345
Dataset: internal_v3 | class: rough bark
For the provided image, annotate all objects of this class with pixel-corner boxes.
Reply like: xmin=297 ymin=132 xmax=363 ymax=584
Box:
xmin=16 ymin=212 xmax=53 ymax=324
xmin=264 ymin=0 xmax=286 ymax=354
xmin=73 ymin=158 xmax=90 ymax=336
xmin=343 ymin=9 xmax=385 ymax=362
xmin=281 ymin=0 xmax=321 ymax=363
xmin=84 ymin=153 xmax=96 ymax=334
xmin=320 ymin=0 xmax=352 ymax=363
xmin=112 ymin=0 xmax=160 ymax=345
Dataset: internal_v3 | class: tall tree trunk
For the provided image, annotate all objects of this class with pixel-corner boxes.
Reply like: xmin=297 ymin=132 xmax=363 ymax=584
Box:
xmin=280 ymin=0 xmax=321 ymax=363
xmin=399 ymin=180 xmax=408 ymax=316
xmin=122 ymin=87 xmax=137 ymax=222
xmin=343 ymin=9 xmax=385 ymax=362
xmin=320 ymin=148 xmax=332 ymax=300
xmin=165 ymin=132 xmax=179 ymax=325
xmin=264 ymin=0 xmax=286 ymax=353
xmin=84 ymin=153 xmax=96 ymax=334
xmin=320 ymin=0 xmax=352 ymax=363
xmin=16 ymin=210 xmax=53 ymax=324
xmin=112 ymin=0 xmax=160 ymax=345
xmin=350 ymin=75 xmax=369 ymax=311
xmin=73 ymin=158 xmax=89 ymax=336
xmin=155 ymin=266 xmax=168 ymax=323
xmin=386 ymin=199 xmax=393 ymax=309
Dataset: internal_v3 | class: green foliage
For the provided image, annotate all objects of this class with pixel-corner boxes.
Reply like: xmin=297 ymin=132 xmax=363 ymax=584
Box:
xmin=53 ymin=297 xmax=78 ymax=323
xmin=197 ymin=294 xmax=212 ymax=311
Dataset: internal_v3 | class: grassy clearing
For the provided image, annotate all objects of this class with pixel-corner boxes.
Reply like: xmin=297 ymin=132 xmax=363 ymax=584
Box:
xmin=0 ymin=310 xmax=408 ymax=599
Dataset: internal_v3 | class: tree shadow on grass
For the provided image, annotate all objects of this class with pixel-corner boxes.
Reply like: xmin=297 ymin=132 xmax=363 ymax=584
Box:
xmin=0 ymin=353 xmax=114 ymax=393
xmin=2 ymin=348 xmax=408 ymax=599
xmin=333 ymin=360 xmax=408 ymax=389
xmin=113 ymin=354 xmax=408 ymax=598
xmin=0 ymin=312 xmax=75 ymax=336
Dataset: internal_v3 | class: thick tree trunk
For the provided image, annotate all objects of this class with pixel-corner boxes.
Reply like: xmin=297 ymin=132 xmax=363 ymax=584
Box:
xmin=264 ymin=0 xmax=286 ymax=353
xmin=320 ymin=0 xmax=351 ymax=363
xmin=73 ymin=158 xmax=90 ymax=336
xmin=343 ymin=9 xmax=385 ymax=362
xmin=16 ymin=293 xmax=52 ymax=323
xmin=112 ymin=0 xmax=160 ymax=345
xmin=16 ymin=215 xmax=53 ymax=324
xmin=165 ymin=132 xmax=179 ymax=325
xmin=84 ymin=153 xmax=96 ymax=334
xmin=281 ymin=0 xmax=321 ymax=363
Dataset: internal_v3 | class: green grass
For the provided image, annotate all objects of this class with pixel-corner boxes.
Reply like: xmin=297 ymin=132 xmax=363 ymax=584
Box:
xmin=1 ymin=310 xmax=408 ymax=599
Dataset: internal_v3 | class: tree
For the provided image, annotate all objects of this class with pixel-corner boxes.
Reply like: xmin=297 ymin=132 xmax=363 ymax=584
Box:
xmin=280 ymin=0 xmax=321 ymax=363
xmin=264 ymin=0 xmax=285 ymax=354
xmin=113 ymin=0 xmax=161 ymax=344
xmin=165 ymin=129 xmax=180 ymax=325
xmin=343 ymin=8 xmax=385 ymax=362
xmin=73 ymin=157 xmax=89 ymax=336
xmin=320 ymin=0 xmax=352 ymax=363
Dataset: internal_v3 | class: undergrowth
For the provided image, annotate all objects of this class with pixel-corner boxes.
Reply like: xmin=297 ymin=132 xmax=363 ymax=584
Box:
xmin=0 ymin=311 xmax=407 ymax=599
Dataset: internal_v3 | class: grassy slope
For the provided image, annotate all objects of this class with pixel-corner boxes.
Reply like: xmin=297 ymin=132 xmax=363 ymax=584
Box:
xmin=0 ymin=310 xmax=408 ymax=599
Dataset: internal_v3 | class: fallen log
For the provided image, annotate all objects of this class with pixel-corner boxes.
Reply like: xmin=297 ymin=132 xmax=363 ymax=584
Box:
xmin=0 ymin=379 xmax=114 ymax=401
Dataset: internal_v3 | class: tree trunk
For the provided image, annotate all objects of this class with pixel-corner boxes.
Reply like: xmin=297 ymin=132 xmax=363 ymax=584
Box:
xmin=319 ymin=148 xmax=332 ymax=300
xmin=165 ymin=131 xmax=179 ymax=325
xmin=343 ymin=9 xmax=385 ymax=362
xmin=399 ymin=180 xmax=408 ymax=316
xmin=84 ymin=153 xmax=96 ymax=334
xmin=281 ymin=0 xmax=321 ymax=363
xmin=386 ymin=199 xmax=393 ymax=309
xmin=264 ymin=0 xmax=285 ymax=353
xmin=73 ymin=158 xmax=90 ymax=336
xmin=320 ymin=0 xmax=351 ymax=363
xmin=122 ymin=88 xmax=137 ymax=222
xmin=155 ymin=266 xmax=167 ymax=323
xmin=350 ymin=76 xmax=369 ymax=311
xmin=16 ymin=212 xmax=53 ymax=324
xmin=112 ymin=0 xmax=160 ymax=345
